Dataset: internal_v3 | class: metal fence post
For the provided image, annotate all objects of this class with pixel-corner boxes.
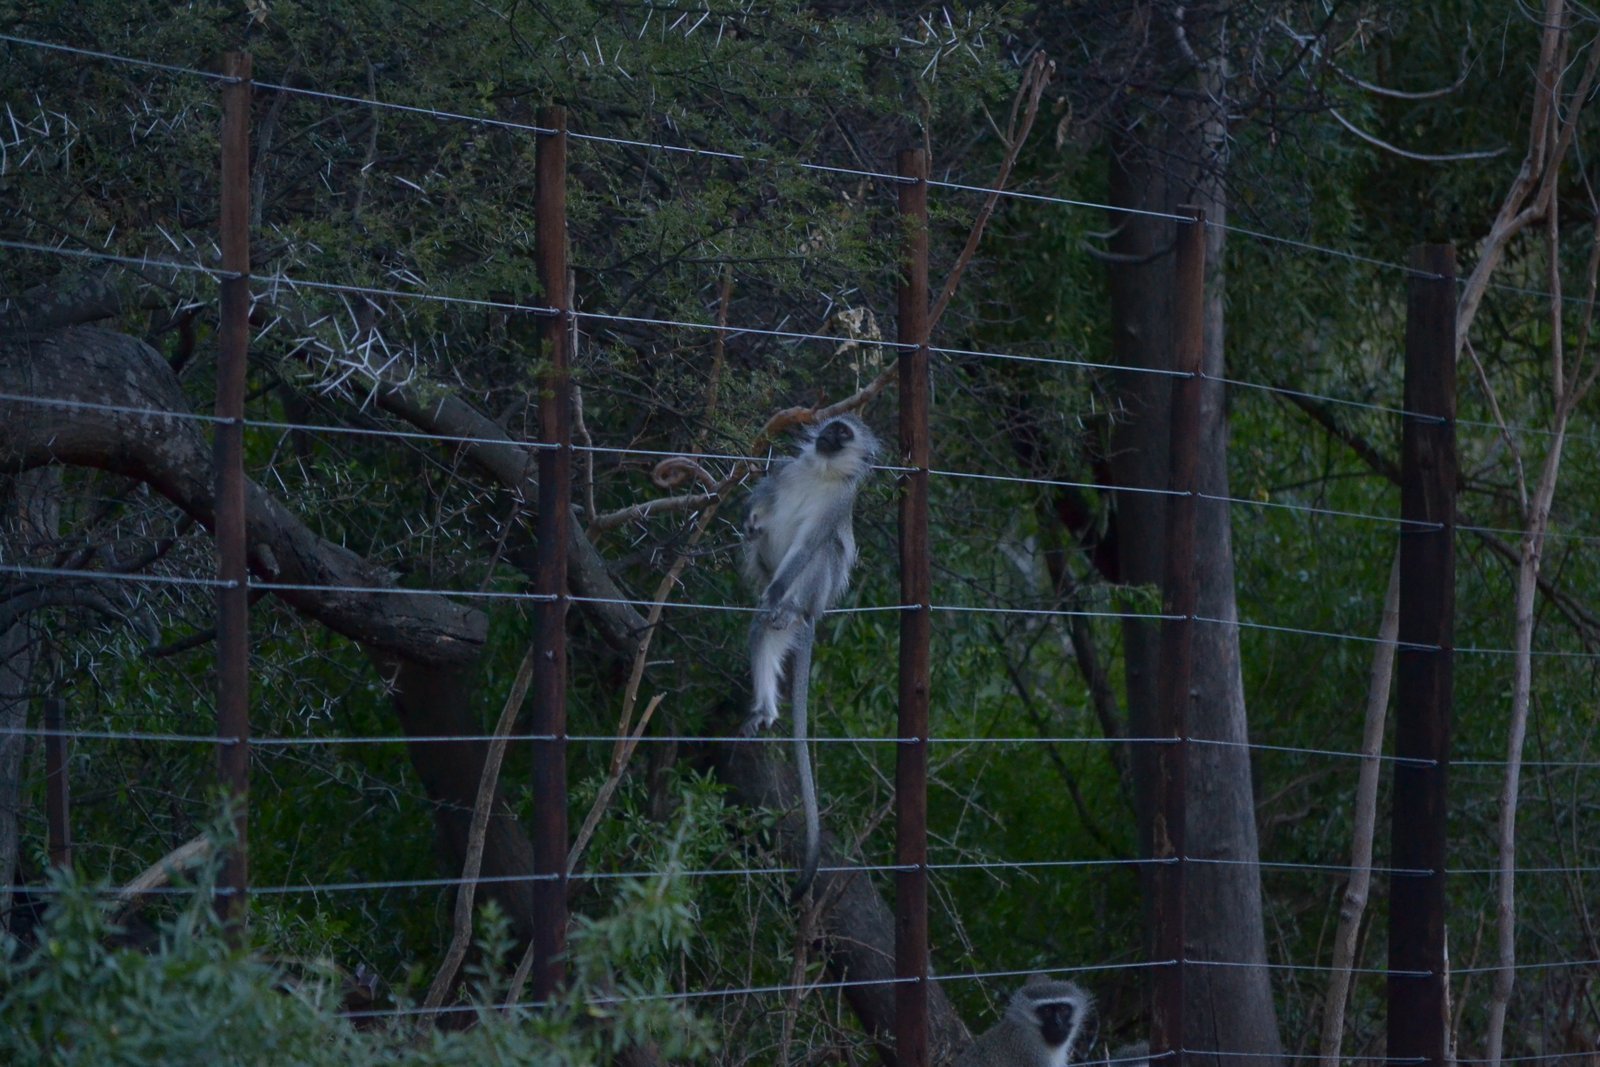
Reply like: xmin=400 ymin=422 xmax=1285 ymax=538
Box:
xmin=895 ymin=146 xmax=931 ymax=1067
xmin=531 ymin=104 xmax=572 ymax=1000
xmin=1388 ymin=244 xmax=1456 ymax=1067
xmin=216 ymin=50 xmax=253 ymax=928
xmin=1152 ymin=206 xmax=1205 ymax=1067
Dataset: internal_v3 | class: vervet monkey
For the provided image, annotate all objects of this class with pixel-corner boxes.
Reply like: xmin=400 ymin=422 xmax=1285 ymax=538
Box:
xmin=741 ymin=413 xmax=878 ymax=901
xmin=955 ymin=976 xmax=1096 ymax=1067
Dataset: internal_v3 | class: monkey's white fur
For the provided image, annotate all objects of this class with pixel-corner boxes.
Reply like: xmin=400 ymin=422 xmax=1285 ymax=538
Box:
xmin=741 ymin=414 xmax=877 ymax=899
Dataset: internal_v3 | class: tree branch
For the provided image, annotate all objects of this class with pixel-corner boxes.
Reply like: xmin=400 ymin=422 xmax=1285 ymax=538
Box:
xmin=0 ymin=328 xmax=486 ymax=664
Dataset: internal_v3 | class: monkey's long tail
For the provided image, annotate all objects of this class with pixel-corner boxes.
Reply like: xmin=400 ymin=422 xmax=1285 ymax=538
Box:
xmin=788 ymin=624 xmax=821 ymax=903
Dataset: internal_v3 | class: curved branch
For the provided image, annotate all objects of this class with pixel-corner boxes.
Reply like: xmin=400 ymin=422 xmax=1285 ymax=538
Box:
xmin=0 ymin=327 xmax=485 ymax=664
xmin=371 ymin=377 xmax=649 ymax=653
xmin=1328 ymin=106 xmax=1506 ymax=163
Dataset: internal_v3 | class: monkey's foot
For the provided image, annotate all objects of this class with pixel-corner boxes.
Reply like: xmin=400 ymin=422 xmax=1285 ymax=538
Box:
xmin=739 ymin=709 xmax=778 ymax=737
xmin=760 ymin=604 xmax=803 ymax=632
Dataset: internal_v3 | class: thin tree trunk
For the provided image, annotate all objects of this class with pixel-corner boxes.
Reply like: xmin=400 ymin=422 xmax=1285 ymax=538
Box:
xmin=0 ymin=467 xmax=60 ymax=929
xmin=1484 ymin=198 xmax=1580 ymax=1065
xmin=1484 ymin=412 xmax=1566 ymax=1064
xmin=1319 ymin=552 xmax=1400 ymax=1066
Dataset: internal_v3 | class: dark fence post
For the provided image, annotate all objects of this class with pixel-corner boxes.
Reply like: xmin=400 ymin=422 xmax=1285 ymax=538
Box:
xmin=43 ymin=696 xmax=70 ymax=869
xmin=1388 ymin=244 xmax=1456 ymax=1067
xmin=531 ymin=104 xmax=572 ymax=1000
xmin=216 ymin=50 xmax=252 ymax=929
xmin=1152 ymin=206 xmax=1204 ymax=1067
xmin=895 ymin=146 xmax=931 ymax=1067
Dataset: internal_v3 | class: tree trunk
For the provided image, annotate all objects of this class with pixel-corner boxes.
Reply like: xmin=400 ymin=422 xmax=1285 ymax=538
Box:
xmin=0 ymin=468 xmax=60 ymax=928
xmin=1104 ymin=79 xmax=1284 ymax=1067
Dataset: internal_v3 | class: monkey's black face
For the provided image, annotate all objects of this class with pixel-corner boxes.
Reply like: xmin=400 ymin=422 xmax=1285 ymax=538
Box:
xmin=1034 ymin=1002 xmax=1077 ymax=1048
xmin=814 ymin=419 xmax=855 ymax=456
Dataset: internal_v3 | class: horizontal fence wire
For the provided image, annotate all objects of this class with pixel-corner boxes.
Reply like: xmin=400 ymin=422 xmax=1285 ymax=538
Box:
xmin=336 ymin=960 xmax=1174 ymax=1021
xmin=0 ymin=30 xmax=1512 ymax=288
xmin=1 ymin=237 xmax=1441 ymax=427
xmin=1188 ymin=737 xmax=1435 ymax=767
xmin=1448 ymin=865 xmax=1600 ymax=877
xmin=1458 ymin=522 xmax=1600 ymax=547
xmin=1456 ymin=645 xmax=1600 ymax=659
xmin=1187 ymin=958 xmax=1430 ymax=977
xmin=0 ymin=857 xmax=1149 ymax=899
xmin=1455 ymin=757 xmax=1600 ymax=769
xmin=0 ymin=560 xmax=1467 ymax=650
xmin=1184 ymin=1053 xmax=1424 ymax=1065
xmin=3 ymin=564 xmax=1428 ymax=646
xmin=1455 ymin=1054 xmax=1600 ymax=1064
xmin=8 ymin=30 xmax=1600 ymax=1043
xmin=1458 ymin=414 xmax=1600 ymax=446
xmin=13 ymin=28 xmax=1600 ymax=320
xmin=0 ymin=252 xmax=1511 ymax=504
xmin=0 ymin=725 xmax=1451 ymax=773
xmin=337 ymin=959 xmax=1171 ymax=1017
xmin=0 ymin=237 xmax=239 ymax=280
xmin=0 ymin=379 xmax=1478 ymax=528
xmin=1452 ymin=958 xmax=1600 ymax=976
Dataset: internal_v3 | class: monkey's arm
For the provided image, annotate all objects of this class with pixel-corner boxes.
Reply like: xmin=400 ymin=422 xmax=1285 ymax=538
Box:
xmin=740 ymin=475 xmax=780 ymax=589
xmin=760 ymin=518 xmax=849 ymax=615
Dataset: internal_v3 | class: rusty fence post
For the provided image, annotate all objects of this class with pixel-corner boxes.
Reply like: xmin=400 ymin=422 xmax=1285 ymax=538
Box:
xmin=216 ymin=50 xmax=252 ymax=928
xmin=895 ymin=146 xmax=931 ymax=1067
xmin=1388 ymin=244 xmax=1456 ymax=1067
xmin=531 ymin=104 xmax=572 ymax=1000
xmin=1151 ymin=206 xmax=1205 ymax=1067
xmin=43 ymin=696 xmax=70 ymax=869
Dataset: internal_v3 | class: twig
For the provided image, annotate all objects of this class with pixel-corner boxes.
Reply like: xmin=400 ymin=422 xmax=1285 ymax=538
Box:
xmin=567 ymin=502 xmax=721 ymax=875
xmin=574 ymin=381 xmax=597 ymax=522
xmin=590 ymin=457 xmax=722 ymax=532
xmin=419 ymin=644 xmax=537 ymax=1021
xmin=701 ymin=263 xmax=734 ymax=443
xmin=1458 ymin=0 xmax=1600 ymax=357
xmin=505 ymin=501 xmax=724 ymax=1009
xmin=1463 ymin=337 xmax=1527 ymax=511
xmin=589 ymin=489 xmax=722 ymax=533
xmin=927 ymin=51 xmax=1054 ymax=330
xmin=713 ymin=53 xmax=1054 ymax=439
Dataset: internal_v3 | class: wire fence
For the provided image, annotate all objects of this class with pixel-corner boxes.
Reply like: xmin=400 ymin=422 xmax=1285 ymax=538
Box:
xmin=3 ymin=29 xmax=1598 ymax=1067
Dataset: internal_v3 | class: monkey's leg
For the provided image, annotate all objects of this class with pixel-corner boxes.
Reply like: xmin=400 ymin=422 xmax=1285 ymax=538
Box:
xmin=744 ymin=606 xmax=801 ymax=735
xmin=788 ymin=622 xmax=821 ymax=902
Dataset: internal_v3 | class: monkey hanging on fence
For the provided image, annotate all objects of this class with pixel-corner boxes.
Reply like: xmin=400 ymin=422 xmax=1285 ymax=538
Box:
xmin=740 ymin=413 xmax=878 ymax=902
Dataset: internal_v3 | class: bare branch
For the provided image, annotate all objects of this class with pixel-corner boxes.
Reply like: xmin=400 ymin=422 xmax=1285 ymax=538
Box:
xmin=928 ymin=51 xmax=1054 ymax=330
xmin=1327 ymin=106 xmax=1505 ymax=162
xmin=1335 ymin=66 xmax=1471 ymax=100
xmin=421 ymin=644 xmax=536 ymax=1019
xmin=114 ymin=835 xmax=213 ymax=914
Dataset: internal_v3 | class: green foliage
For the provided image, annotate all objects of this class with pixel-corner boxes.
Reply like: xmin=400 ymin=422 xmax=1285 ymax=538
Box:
xmin=10 ymin=0 xmax=1600 ymax=1060
xmin=0 ymin=811 xmax=714 ymax=1065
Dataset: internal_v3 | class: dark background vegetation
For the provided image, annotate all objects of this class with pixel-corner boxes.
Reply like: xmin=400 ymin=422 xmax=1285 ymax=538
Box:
xmin=3 ymin=1 xmax=1599 ymax=1063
